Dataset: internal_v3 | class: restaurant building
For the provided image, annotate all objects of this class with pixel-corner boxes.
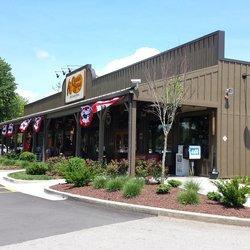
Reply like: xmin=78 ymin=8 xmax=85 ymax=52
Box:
xmin=1 ymin=30 xmax=250 ymax=178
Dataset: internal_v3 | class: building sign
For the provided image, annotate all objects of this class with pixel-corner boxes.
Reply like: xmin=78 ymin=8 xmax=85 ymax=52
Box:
xmin=65 ymin=69 xmax=85 ymax=103
xmin=189 ymin=145 xmax=201 ymax=160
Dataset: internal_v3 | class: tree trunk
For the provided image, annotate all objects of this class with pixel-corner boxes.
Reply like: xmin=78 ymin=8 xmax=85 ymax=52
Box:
xmin=161 ymin=133 xmax=168 ymax=184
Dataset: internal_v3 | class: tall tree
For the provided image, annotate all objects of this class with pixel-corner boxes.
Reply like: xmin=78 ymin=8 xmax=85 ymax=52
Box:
xmin=145 ymin=56 xmax=190 ymax=184
xmin=0 ymin=58 xmax=27 ymax=122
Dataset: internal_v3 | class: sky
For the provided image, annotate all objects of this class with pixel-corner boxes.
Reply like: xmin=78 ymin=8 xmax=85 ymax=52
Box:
xmin=0 ymin=0 xmax=250 ymax=102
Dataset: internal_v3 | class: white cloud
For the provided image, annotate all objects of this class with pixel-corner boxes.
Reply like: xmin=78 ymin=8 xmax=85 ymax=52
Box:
xmin=16 ymin=88 xmax=57 ymax=103
xmin=16 ymin=88 xmax=41 ymax=103
xmin=97 ymin=47 xmax=160 ymax=76
xmin=35 ymin=49 xmax=51 ymax=60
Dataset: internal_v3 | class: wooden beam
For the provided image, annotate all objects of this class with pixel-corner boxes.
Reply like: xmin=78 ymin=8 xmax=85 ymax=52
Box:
xmin=98 ymin=109 xmax=107 ymax=163
xmin=42 ymin=118 xmax=50 ymax=162
xmin=75 ymin=113 xmax=81 ymax=157
xmin=128 ymin=96 xmax=137 ymax=176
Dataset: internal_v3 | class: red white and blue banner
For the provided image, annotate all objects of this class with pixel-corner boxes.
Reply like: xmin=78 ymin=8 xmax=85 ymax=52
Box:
xmin=1 ymin=125 xmax=8 ymax=136
xmin=79 ymin=96 xmax=122 ymax=127
xmin=33 ymin=116 xmax=43 ymax=133
xmin=80 ymin=105 xmax=93 ymax=127
xmin=91 ymin=97 xmax=122 ymax=113
xmin=7 ymin=123 xmax=14 ymax=137
xmin=19 ymin=118 xmax=32 ymax=133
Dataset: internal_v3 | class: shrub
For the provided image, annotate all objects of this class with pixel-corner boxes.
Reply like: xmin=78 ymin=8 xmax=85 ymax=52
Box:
xmin=135 ymin=160 xmax=148 ymax=178
xmin=19 ymin=152 xmax=36 ymax=162
xmin=184 ymin=180 xmax=201 ymax=192
xmin=178 ymin=189 xmax=200 ymax=205
xmin=19 ymin=160 xmax=30 ymax=169
xmin=26 ymin=162 xmax=48 ymax=175
xmin=92 ymin=176 xmax=109 ymax=189
xmin=1 ymin=158 xmax=17 ymax=166
xmin=63 ymin=157 xmax=92 ymax=187
xmin=86 ymin=159 xmax=106 ymax=178
xmin=207 ymin=191 xmax=222 ymax=202
xmin=167 ymin=179 xmax=182 ymax=188
xmin=235 ymin=176 xmax=250 ymax=186
xmin=5 ymin=153 xmax=20 ymax=160
xmin=214 ymin=179 xmax=250 ymax=207
xmin=106 ymin=160 xmax=128 ymax=177
xmin=156 ymin=184 xmax=172 ymax=194
xmin=123 ymin=178 xmax=144 ymax=198
xmin=146 ymin=160 xmax=163 ymax=179
xmin=106 ymin=176 xmax=128 ymax=192
xmin=46 ymin=156 xmax=67 ymax=176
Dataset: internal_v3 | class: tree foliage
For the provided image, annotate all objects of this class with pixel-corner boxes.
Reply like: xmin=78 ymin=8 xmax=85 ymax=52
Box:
xmin=0 ymin=58 xmax=27 ymax=122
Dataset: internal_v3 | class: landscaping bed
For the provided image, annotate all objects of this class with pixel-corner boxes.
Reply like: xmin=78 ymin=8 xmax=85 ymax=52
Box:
xmin=51 ymin=183 xmax=250 ymax=219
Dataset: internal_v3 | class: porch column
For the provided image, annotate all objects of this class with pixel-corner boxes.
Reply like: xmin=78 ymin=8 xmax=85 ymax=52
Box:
xmin=32 ymin=132 xmax=36 ymax=154
xmin=0 ymin=134 xmax=3 ymax=155
xmin=42 ymin=118 xmax=50 ymax=162
xmin=98 ymin=109 xmax=107 ymax=163
xmin=128 ymin=96 xmax=137 ymax=176
xmin=14 ymin=127 xmax=18 ymax=153
xmin=74 ymin=112 xmax=81 ymax=157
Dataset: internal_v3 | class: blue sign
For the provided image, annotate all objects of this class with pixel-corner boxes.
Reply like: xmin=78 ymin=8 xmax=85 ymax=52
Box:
xmin=189 ymin=145 xmax=201 ymax=159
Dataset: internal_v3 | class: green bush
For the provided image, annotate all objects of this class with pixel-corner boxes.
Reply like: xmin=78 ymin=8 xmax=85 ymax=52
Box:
xmin=19 ymin=152 xmax=36 ymax=162
xmin=86 ymin=159 xmax=106 ymax=178
xmin=5 ymin=153 xmax=20 ymax=160
xmin=63 ymin=157 xmax=92 ymax=187
xmin=207 ymin=191 xmax=222 ymax=202
xmin=106 ymin=160 xmax=128 ymax=177
xmin=26 ymin=162 xmax=48 ymax=175
xmin=46 ymin=156 xmax=67 ymax=176
xmin=178 ymin=189 xmax=200 ymax=205
xmin=1 ymin=158 xmax=17 ymax=166
xmin=235 ymin=176 xmax=250 ymax=186
xmin=146 ymin=160 xmax=163 ymax=178
xmin=106 ymin=176 xmax=128 ymax=192
xmin=122 ymin=178 xmax=144 ymax=198
xmin=156 ymin=184 xmax=172 ymax=194
xmin=92 ymin=176 xmax=109 ymax=189
xmin=167 ymin=179 xmax=182 ymax=188
xmin=19 ymin=160 xmax=30 ymax=169
xmin=214 ymin=179 xmax=250 ymax=207
xmin=184 ymin=180 xmax=201 ymax=192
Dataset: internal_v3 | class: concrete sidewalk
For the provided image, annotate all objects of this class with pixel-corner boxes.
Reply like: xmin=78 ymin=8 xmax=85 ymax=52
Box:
xmin=1 ymin=216 xmax=249 ymax=250
xmin=0 ymin=170 xmax=66 ymax=200
xmin=167 ymin=176 xmax=250 ymax=207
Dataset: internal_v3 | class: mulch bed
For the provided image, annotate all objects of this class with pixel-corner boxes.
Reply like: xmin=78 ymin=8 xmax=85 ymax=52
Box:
xmin=51 ymin=183 xmax=250 ymax=219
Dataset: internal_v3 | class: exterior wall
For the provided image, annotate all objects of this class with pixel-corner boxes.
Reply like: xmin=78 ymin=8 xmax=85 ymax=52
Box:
xmin=136 ymin=65 xmax=219 ymax=108
xmin=24 ymin=31 xmax=224 ymax=116
xmin=24 ymin=93 xmax=64 ymax=115
xmin=217 ymin=60 xmax=250 ymax=178
xmin=91 ymin=31 xmax=224 ymax=97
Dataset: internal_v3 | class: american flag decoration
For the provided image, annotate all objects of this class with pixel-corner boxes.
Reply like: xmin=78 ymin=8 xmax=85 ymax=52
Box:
xmin=91 ymin=97 xmax=122 ymax=113
xmin=33 ymin=117 xmax=43 ymax=133
xmin=80 ymin=105 xmax=93 ymax=127
xmin=7 ymin=123 xmax=14 ymax=137
xmin=19 ymin=119 xmax=32 ymax=133
xmin=1 ymin=125 xmax=8 ymax=136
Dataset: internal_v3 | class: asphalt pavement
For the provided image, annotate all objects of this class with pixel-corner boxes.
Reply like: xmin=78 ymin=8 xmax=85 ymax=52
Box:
xmin=0 ymin=191 xmax=149 ymax=246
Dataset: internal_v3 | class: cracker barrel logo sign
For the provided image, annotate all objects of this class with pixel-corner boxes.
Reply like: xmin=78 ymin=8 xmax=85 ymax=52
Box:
xmin=65 ymin=69 xmax=85 ymax=103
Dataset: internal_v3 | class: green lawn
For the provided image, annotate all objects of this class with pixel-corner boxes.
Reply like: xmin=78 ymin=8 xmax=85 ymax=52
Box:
xmin=9 ymin=171 xmax=52 ymax=180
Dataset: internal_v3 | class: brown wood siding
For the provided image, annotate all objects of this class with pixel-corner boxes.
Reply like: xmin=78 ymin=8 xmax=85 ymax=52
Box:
xmin=91 ymin=31 xmax=224 ymax=97
xmin=24 ymin=92 xmax=64 ymax=115
xmin=217 ymin=60 xmax=250 ymax=178
xmin=136 ymin=65 xmax=219 ymax=108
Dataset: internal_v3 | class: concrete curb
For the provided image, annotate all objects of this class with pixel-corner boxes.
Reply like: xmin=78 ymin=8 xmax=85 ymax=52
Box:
xmin=45 ymin=187 xmax=250 ymax=227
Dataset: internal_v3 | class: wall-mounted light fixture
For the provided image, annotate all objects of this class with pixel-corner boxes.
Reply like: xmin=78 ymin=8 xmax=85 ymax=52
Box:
xmin=242 ymin=73 xmax=250 ymax=79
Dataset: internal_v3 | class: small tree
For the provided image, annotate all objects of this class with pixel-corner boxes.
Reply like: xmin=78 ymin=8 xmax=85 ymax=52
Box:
xmin=145 ymin=57 xmax=188 ymax=184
